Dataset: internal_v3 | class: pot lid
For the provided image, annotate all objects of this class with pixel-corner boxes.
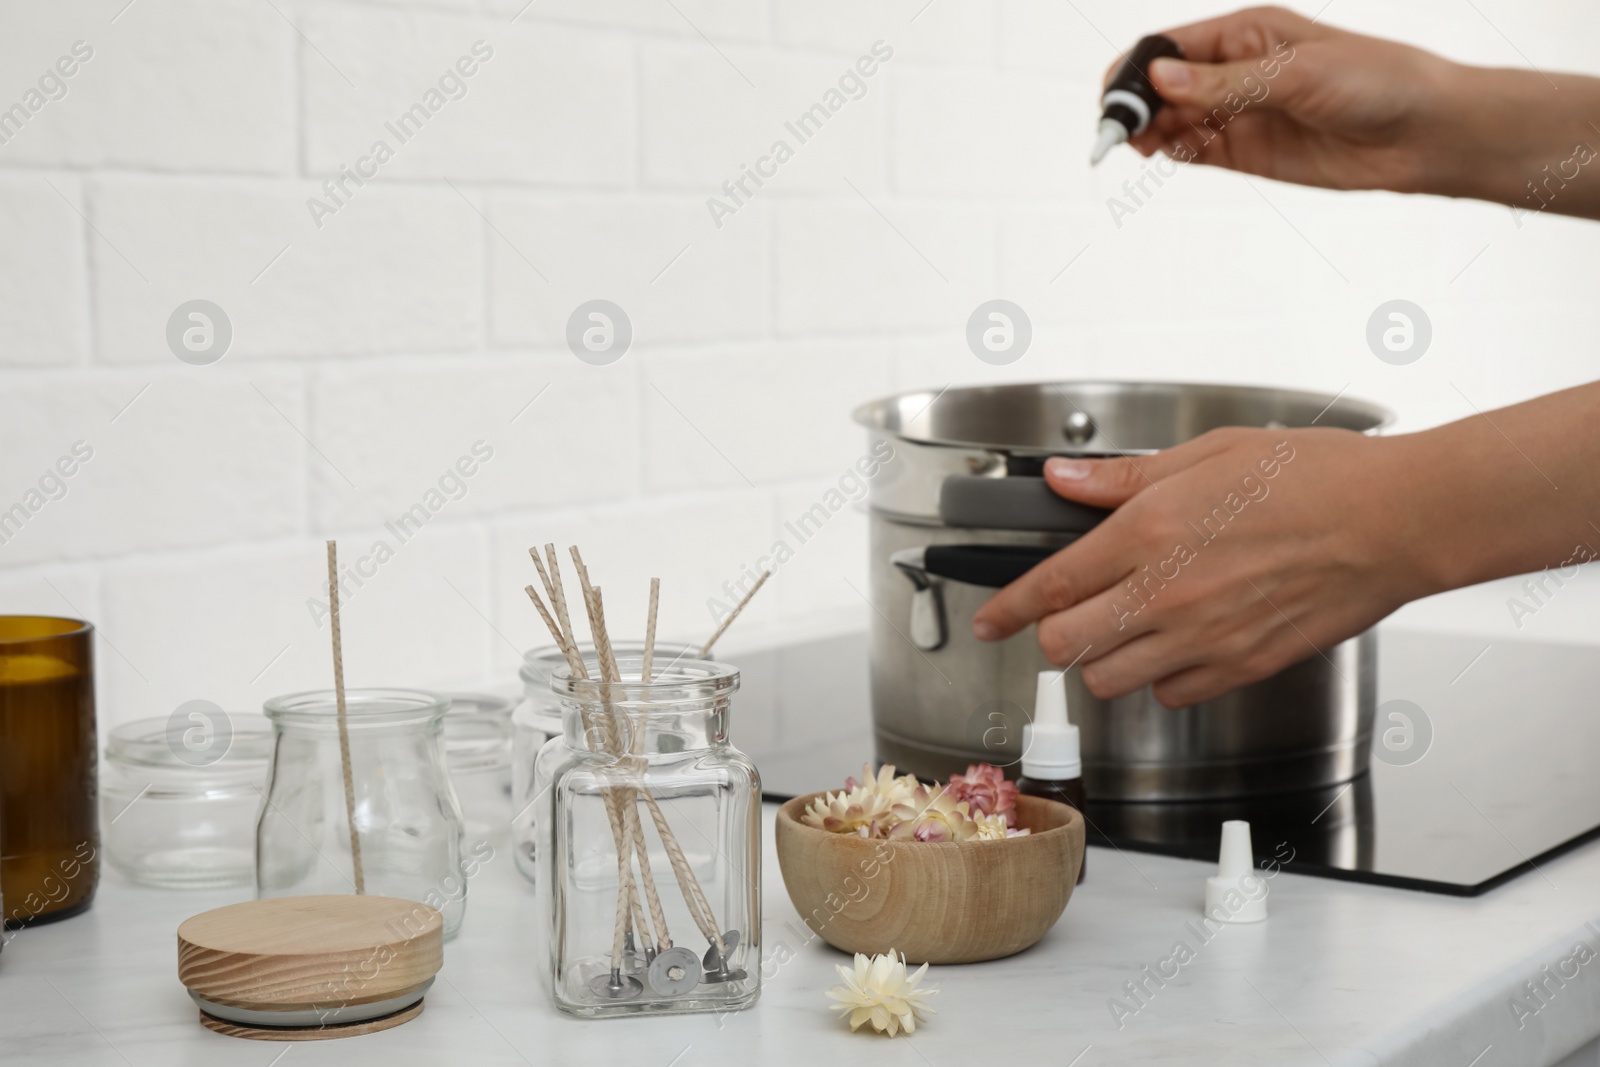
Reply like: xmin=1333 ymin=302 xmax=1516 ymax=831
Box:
xmin=853 ymin=380 xmax=1393 ymax=455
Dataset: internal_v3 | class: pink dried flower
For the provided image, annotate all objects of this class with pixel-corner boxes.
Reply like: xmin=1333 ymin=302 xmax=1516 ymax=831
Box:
xmin=944 ymin=763 xmax=1019 ymax=827
xmin=889 ymin=785 xmax=977 ymax=843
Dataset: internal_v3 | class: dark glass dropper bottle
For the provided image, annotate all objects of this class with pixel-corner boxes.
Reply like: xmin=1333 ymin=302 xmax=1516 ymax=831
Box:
xmin=1017 ymin=669 xmax=1085 ymax=884
xmin=1090 ymin=34 xmax=1185 ymax=165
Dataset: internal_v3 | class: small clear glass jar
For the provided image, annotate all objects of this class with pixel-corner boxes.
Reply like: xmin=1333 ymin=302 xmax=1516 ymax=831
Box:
xmin=442 ymin=691 xmax=515 ymax=852
xmin=100 ymin=714 xmax=272 ymax=888
xmin=258 ymin=689 xmax=467 ymax=938
xmin=513 ymin=642 xmax=699 ymax=884
xmin=534 ymin=655 xmax=760 ymax=1018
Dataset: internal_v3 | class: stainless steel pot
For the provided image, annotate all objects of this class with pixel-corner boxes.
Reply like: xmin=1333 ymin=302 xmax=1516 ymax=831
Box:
xmin=854 ymin=381 xmax=1393 ymax=801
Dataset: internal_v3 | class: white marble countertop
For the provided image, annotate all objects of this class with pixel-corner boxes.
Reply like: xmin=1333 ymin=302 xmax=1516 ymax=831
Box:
xmin=6 ymin=797 xmax=1600 ymax=1067
xmin=15 ymin=582 xmax=1600 ymax=1064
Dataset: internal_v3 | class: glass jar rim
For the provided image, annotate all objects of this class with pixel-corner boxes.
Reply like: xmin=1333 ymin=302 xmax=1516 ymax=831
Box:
xmin=443 ymin=691 xmax=515 ymax=772
xmin=0 ymin=615 xmax=92 ymax=645
xmin=106 ymin=713 xmax=275 ymax=768
xmin=443 ymin=691 xmax=516 ymax=721
xmin=264 ymin=687 xmax=448 ymax=726
xmin=519 ymin=641 xmax=703 ymax=686
xmin=551 ymin=655 xmax=738 ymax=704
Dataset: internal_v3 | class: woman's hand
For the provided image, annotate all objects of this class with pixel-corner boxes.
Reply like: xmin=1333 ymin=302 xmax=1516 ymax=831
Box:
xmin=971 ymin=382 xmax=1600 ymax=707
xmin=970 ymin=427 xmax=1429 ymax=708
xmin=1116 ymin=6 xmax=1600 ymax=217
xmin=1121 ymin=6 xmax=1446 ymax=193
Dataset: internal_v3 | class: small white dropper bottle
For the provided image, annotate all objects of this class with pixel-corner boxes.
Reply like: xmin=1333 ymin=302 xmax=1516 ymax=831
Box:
xmin=1019 ymin=670 xmax=1086 ymax=883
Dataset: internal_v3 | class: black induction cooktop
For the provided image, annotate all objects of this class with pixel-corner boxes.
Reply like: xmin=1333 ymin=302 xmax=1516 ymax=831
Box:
xmin=733 ymin=627 xmax=1600 ymax=896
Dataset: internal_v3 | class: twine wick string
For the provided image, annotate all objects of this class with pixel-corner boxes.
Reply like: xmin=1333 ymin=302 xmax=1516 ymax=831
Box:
xmin=630 ymin=577 xmax=672 ymax=950
xmin=697 ymin=569 xmax=770 ymax=659
xmin=325 ymin=540 xmax=365 ymax=895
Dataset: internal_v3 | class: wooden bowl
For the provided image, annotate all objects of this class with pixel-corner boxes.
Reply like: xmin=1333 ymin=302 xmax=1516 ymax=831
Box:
xmin=775 ymin=793 xmax=1084 ymax=964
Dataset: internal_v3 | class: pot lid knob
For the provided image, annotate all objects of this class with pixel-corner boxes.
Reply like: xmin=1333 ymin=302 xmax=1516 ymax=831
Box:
xmin=1061 ymin=411 xmax=1096 ymax=446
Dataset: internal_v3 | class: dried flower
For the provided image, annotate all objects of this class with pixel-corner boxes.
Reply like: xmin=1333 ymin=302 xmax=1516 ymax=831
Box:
xmin=889 ymin=785 xmax=976 ymax=842
xmin=945 ymin=763 xmax=1019 ymax=827
xmin=826 ymin=951 xmax=938 ymax=1036
xmin=800 ymin=786 xmax=894 ymax=836
xmin=846 ymin=762 xmax=918 ymax=809
xmin=803 ymin=763 xmax=922 ymax=836
xmin=805 ymin=762 xmax=1029 ymax=841
xmin=972 ymin=811 xmax=1030 ymax=840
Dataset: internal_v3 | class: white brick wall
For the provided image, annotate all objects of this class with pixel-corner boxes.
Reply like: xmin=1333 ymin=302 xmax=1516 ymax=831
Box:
xmin=485 ymin=192 xmax=770 ymax=346
xmin=89 ymin=176 xmax=484 ymax=361
xmin=639 ymin=42 xmax=890 ymax=192
xmin=302 ymin=10 xmax=637 ymax=185
xmin=0 ymin=173 xmax=88 ymax=365
xmin=1 ymin=0 xmax=1598 ymax=734
xmin=0 ymin=0 xmax=296 ymax=173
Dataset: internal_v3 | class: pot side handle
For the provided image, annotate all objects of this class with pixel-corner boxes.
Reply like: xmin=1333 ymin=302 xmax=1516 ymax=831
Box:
xmin=922 ymin=544 xmax=1056 ymax=589
xmin=939 ymin=475 xmax=1111 ymax=534
xmin=890 ymin=544 xmax=1055 ymax=651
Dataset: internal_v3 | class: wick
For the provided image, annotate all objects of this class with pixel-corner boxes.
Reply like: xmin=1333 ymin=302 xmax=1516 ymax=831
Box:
xmin=326 ymin=540 xmax=365 ymax=894
xmin=642 ymin=577 xmax=660 ymax=683
xmin=698 ymin=570 xmax=770 ymax=659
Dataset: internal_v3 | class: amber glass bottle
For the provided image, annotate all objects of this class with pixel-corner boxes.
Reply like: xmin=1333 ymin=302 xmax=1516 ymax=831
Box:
xmin=0 ymin=617 xmax=99 ymax=927
xmin=1017 ymin=774 xmax=1085 ymax=884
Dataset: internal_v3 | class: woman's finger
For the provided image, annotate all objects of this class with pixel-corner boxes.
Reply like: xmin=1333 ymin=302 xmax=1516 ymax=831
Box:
xmin=971 ymin=524 xmax=1136 ymax=642
xmin=1148 ymin=52 xmax=1310 ymax=115
xmin=1076 ymin=631 xmax=1208 ymax=700
xmin=1033 ymin=580 xmax=1162 ymax=670
xmin=1043 ymin=430 xmax=1237 ymax=508
xmin=1149 ymin=628 xmax=1314 ymax=708
xmin=1100 ymin=6 xmax=1317 ymax=88
xmin=1157 ymin=6 xmax=1325 ymax=65
xmin=1156 ymin=110 xmax=1265 ymax=172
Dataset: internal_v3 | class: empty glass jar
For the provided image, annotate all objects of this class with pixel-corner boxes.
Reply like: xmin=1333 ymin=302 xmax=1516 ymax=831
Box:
xmin=534 ymin=655 xmax=760 ymax=1018
xmin=513 ymin=642 xmax=699 ymax=884
xmin=258 ymin=689 xmax=467 ymax=938
xmin=102 ymin=712 xmax=272 ymax=887
xmin=442 ymin=691 xmax=515 ymax=853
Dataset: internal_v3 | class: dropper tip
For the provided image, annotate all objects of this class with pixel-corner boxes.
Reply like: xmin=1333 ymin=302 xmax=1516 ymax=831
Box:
xmin=1089 ymin=119 xmax=1127 ymax=166
xmin=1033 ymin=669 xmax=1070 ymax=729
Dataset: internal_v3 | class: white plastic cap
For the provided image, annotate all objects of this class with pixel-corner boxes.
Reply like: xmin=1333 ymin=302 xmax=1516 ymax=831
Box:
xmin=1022 ymin=670 xmax=1081 ymax=780
xmin=1089 ymin=117 xmax=1128 ymax=165
xmin=1203 ymin=820 xmax=1268 ymax=923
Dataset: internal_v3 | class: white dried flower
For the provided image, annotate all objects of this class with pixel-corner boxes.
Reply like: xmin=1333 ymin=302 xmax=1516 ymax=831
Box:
xmin=826 ymin=951 xmax=939 ymax=1037
xmin=801 ymin=785 xmax=895 ymax=836
xmin=849 ymin=762 xmax=919 ymax=810
xmin=971 ymin=812 xmax=1011 ymax=840
xmin=802 ymin=763 xmax=919 ymax=837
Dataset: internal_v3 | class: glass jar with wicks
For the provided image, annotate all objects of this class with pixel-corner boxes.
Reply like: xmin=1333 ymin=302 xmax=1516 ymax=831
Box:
xmin=513 ymin=642 xmax=701 ymax=884
xmin=533 ymin=655 xmax=761 ymax=1018
xmin=257 ymin=688 xmax=468 ymax=939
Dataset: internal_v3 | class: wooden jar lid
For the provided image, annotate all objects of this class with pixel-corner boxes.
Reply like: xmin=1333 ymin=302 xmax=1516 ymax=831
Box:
xmin=178 ymin=895 xmax=443 ymax=1040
